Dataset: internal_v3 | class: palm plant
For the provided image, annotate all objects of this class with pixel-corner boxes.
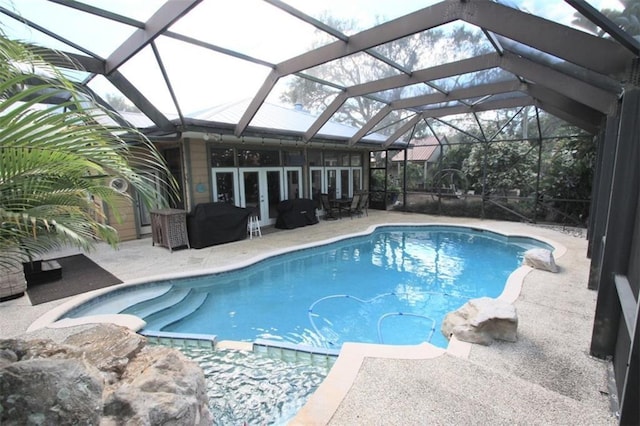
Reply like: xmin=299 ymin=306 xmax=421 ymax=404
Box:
xmin=0 ymin=34 xmax=178 ymax=278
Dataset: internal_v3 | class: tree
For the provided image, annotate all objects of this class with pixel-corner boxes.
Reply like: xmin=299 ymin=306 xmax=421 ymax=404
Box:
xmin=539 ymin=136 xmax=595 ymax=221
xmin=281 ymin=17 xmax=493 ymax=133
xmin=462 ymin=141 xmax=538 ymax=196
xmin=105 ymin=93 xmax=139 ymax=113
xmin=572 ymin=0 xmax=640 ymax=37
xmin=0 ymin=34 xmax=178 ymax=273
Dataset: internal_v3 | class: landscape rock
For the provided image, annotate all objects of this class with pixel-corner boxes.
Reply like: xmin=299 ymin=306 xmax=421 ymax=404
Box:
xmin=0 ymin=358 xmax=103 ymax=425
xmin=442 ymin=297 xmax=518 ymax=345
xmin=0 ymin=323 xmax=212 ymax=425
xmin=102 ymin=346 xmax=212 ymax=425
xmin=523 ymin=248 xmax=559 ymax=272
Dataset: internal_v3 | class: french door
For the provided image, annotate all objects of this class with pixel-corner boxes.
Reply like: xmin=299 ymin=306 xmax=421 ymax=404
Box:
xmin=212 ymin=168 xmax=239 ymax=204
xmin=239 ymin=168 xmax=283 ymax=226
xmin=212 ymin=167 xmax=302 ymax=227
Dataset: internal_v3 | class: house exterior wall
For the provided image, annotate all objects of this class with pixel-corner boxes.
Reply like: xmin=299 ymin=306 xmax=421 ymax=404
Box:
xmin=105 ymin=195 xmax=137 ymax=242
xmin=185 ymin=138 xmax=212 ymax=209
xmin=108 ymin=135 xmax=370 ymax=241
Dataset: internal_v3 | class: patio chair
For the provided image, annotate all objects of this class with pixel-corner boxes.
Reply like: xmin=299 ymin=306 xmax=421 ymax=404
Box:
xmin=356 ymin=192 xmax=369 ymax=217
xmin=320 ymin=193 xmax=339 ymax=220
xmin=344 ymin=193 xmax=362 ymax=219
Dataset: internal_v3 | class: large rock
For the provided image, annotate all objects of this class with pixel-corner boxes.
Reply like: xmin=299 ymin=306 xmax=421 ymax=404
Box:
xmin=0 ymin=324 xmax=212 ymax=425
xmin=0 ymin=358 xmax=103 ymax=425
xmin=523 ymin=248 xmax=559 ymax=272
xmin=63 ymin=323 xmax=147 ymax=384
xmin=442 ymin=297 xmax=518 ymax=345
xmin=102 ymin=347 xmax=212 ymax=425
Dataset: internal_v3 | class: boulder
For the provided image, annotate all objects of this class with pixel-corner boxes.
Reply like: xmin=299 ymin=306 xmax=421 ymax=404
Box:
xmin=442 ymin=297 xmax=518 ymax=345
xmin=103 ymin=347 xmax=212 ymax=425
xmin=523 ymin=248 xmax=558 ymax=272
xmin=0 ymin=324 xmax=212 ymax=425
xmin=0 ymin=358 xmax=103 ymax=425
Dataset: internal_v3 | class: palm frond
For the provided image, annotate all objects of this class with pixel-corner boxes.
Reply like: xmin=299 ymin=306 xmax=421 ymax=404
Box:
xmin=0 ymin=34 xmax=179 ymax=272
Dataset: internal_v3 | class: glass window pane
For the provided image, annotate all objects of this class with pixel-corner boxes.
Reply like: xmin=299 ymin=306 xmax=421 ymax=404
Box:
xmin=267 ymin=171 xmax=281 ymax=219
xmin=210 ymin=148 xmax=235 ymax=167
xmin=340 ymin=169 xmax=350 ymax=198
xmin=310 ymin=169 xmax=323 ymax=206
xmin=284 ymin=150 xmax=305 ymax=166
xmin=286 ymin=170 xmax=300 ymax=199
xmin=324 ymin=151 xmax=338 ymax=166
xmin=215 ymin=172 xmax=236 ymax=204
xmin=238 ymin=149 xmax=280 ymax=167
xmin=308 ymin=150 xmax=322 ymax=166
xmin=352 ymin=169 xmax=362 ymax=193
xmin=326 ymin=169 xmax=337 ymax=198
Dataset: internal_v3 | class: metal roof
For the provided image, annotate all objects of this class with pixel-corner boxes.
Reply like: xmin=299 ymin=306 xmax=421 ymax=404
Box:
xmin=1 ymin=0 xmax=638 ymax=148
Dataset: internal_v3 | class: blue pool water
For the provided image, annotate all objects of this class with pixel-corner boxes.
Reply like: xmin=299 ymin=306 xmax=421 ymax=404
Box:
xmin=64 ymin=225 xmax=551 ymax=350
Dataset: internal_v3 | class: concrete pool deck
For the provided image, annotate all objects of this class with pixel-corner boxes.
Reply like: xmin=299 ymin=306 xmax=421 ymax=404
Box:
xmin=0 ymin=211 xmax=617 ymax=425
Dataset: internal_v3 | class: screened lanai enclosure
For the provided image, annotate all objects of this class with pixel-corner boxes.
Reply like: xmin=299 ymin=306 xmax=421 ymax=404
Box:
xmin=0 ymin=0 xmax=638 ymax=424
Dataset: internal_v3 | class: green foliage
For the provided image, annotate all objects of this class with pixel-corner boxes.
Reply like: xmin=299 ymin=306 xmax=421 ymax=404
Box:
xmin=462 ymin=141 xmax=538 ymax=196
xmin=0 ymin=35 xmax=178 ymax=271
xmin=538 ymin=137 xmax=595 ymax=220
xmin=438 ymin=144 xmax=473 ymax=171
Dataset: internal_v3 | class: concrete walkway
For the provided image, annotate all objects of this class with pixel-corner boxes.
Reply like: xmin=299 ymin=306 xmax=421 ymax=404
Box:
xmin=0 ymin=211 xmax=617 ymax=425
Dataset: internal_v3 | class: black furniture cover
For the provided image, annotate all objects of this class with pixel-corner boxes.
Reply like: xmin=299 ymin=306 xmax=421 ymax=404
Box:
xmin=275 ymin=198 xmax=319 ymax=229
xmin=187 ymin=202 xmax=252 ymax=248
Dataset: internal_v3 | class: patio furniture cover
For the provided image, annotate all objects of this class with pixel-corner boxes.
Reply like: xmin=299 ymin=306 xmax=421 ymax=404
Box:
xmin=187 ymin=202 xmax=252 ymax=248
xmin=275 ymin=198 xmax=319 ymax=229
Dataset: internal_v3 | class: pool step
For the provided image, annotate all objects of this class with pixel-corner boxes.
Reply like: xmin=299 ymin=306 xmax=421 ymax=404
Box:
xmin=66 ymin=285 xmax=172 ymax=318
xmin=142 ymin=290 xmax=209 ymax=331
xmin=121 ymin=287 xmax=191 ymax=318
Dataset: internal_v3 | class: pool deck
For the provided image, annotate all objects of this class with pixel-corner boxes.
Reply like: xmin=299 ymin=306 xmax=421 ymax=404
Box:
xmin=0 ymin=211 xmax=617 ymax=425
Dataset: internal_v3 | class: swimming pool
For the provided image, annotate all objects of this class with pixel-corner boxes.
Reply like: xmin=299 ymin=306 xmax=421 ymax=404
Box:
xmin=62 ymin=225 xmax=552 ymax=350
